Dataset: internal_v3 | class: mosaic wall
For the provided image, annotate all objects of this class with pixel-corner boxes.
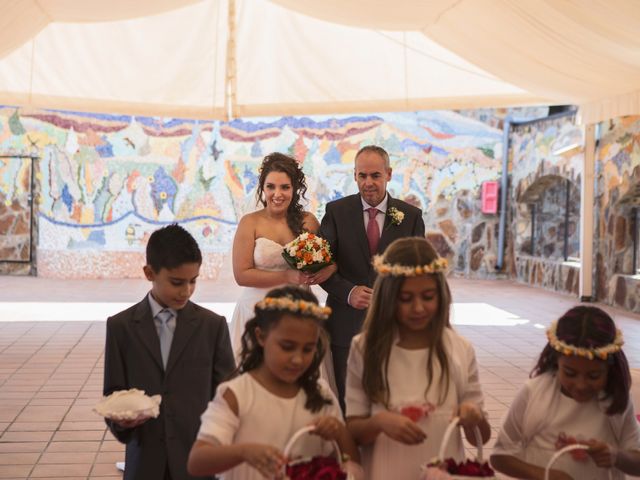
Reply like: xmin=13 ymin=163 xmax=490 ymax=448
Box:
xmin=594 ymin=116 xmax=640 ymax=312
xmin=508 ymin=114 xmax=584 ymax=295
xmin=0 ymin=106 xmax=509 ymax=279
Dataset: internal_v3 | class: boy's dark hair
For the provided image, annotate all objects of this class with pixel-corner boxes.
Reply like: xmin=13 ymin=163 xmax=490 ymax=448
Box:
xmin=146 ymin=224 xmax=202 ymax=272
xmin=531 ymin=305 xmax=630 ymax=415
xmin=237 ymin=285 xmax=332 ymax=413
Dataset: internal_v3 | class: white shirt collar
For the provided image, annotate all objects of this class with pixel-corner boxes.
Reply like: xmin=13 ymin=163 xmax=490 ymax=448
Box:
xmin=147 ymin=292 xmax=177 ymax=318
xmin=361 ymin=193 xmax=388 ymax=213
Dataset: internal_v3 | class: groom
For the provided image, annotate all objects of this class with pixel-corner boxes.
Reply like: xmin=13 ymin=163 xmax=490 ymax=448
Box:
xmin=318 ymin=145 xmax=425 ymax=408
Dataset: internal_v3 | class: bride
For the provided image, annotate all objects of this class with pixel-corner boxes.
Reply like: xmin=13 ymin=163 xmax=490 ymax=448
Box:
xmin=230 ymin=152 xmax=336 ymax=356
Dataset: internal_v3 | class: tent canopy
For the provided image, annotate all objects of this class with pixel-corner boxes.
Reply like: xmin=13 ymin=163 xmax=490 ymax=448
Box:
xmin=0 ymin=0 xmax=638 ymax=123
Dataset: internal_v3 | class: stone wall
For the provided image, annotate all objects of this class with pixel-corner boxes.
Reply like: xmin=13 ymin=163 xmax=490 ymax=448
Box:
xmin=505 ymin=113 xmax=640 ymax=313
xmin=508 ymin=114 xmax=584 ymax=293
xmin=515 ymin=256 xmax=580 ymax=296
xmin=428 ymin=189 xmax=501 ymax=277
xmin=0 ymin=156 xmax=36 ymax=275
xmin=594 ymin=115 xmax=640 ymax=312
xmin=515 ymin=175 xmax=580 ymax=260
xmin=607 ymin=274 xmax=640 ymax=311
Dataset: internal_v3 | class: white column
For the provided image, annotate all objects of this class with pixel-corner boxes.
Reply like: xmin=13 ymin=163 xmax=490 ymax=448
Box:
xmin=579 ymin=123 xmax=596 ymax=300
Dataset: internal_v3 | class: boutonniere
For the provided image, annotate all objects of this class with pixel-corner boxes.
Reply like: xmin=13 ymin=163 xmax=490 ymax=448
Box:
xmin=387 ymin=207 xmax=405 ymax=227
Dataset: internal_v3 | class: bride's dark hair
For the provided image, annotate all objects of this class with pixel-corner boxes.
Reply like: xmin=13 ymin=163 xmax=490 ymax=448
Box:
xmin=256 ymin=153 xmax=307 ymax=235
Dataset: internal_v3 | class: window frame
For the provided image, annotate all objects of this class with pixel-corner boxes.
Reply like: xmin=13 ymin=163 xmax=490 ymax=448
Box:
xmin=633 ymin=207 xmax=639 ymax=275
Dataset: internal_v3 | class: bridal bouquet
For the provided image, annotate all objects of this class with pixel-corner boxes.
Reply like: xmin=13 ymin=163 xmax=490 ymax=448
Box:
xmin=282 ymin=232 xmax=333 ymax=273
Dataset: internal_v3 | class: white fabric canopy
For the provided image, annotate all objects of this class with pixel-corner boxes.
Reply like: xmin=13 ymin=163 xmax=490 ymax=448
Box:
xmin=232 ymin=0 xmax=540 ymax=117
xmin=272 ymin=0 xmax=640 ymax=124
xmin=0 ymin=0 xmax=229 ymax=119
xmin=1 ymin=0 xmax=638 ymax=122
xmin=0 ymin=0 xmax=545 ymax=119
xmin=0 ymin=0 xmax=202 ymax=58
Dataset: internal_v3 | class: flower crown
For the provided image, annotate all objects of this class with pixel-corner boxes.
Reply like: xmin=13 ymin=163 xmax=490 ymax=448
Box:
xmin=546 ymin=320 xmax=624 ymax=360
xmin=372 ymin=255 xmax=448 ymax=277
xmin=255 ymin=296 xmax=331 ymax=320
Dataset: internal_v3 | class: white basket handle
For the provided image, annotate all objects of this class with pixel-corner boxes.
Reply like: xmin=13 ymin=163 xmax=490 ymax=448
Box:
xmin=438 ymin=416 xmax=484 ymax=463
xmin=282 ymin=425 xmax=343 ymax=473
xmin=544 ymin=444 xmax=613 ymax=480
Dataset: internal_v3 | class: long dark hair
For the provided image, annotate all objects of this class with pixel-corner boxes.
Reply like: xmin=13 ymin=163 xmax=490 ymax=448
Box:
xmin=532 ymin=305 xmax=630 ymax=415
xmin=256 ymin=152 xmax=307 ymax=235
xmin=361 ymin=237 xmax=452 ymax=407
xmin=236 ymin=286 xmax=332 ymax=412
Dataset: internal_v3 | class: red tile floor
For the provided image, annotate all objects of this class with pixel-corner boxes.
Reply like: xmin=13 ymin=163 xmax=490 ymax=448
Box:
xmin=0 ymin=275 xmax=639 ymax=479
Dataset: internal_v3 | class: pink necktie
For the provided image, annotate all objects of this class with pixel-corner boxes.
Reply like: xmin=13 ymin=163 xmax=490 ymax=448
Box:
xmin=366 ymin=208 xmax=380 ymax=255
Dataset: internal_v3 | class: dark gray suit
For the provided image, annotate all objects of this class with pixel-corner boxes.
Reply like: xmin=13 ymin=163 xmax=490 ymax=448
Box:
xmin=319 ymin=193 xmax=425 ymax=405
xmin=103 ymin=297 xmax=235 ymax=480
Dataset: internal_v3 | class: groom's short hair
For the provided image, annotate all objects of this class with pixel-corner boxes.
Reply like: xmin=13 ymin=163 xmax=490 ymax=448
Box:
xmin=355 ymin=145 xmax=390 ymax=169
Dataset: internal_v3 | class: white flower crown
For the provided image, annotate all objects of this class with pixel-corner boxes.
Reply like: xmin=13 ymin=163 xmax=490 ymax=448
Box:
xmin=546 ymin=320 xmax=624 ymax=360
xmin=372 ymin=255 xmax=448 ymax=277
xmin=255 ymin=296 xmax=331 ymax=320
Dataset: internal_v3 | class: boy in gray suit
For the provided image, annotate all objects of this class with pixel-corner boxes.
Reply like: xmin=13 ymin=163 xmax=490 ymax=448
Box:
xmin=103 ymin=224 xmax=235 ymax=480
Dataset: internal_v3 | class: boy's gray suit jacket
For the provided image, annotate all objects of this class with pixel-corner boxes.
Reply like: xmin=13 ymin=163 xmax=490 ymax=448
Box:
xmin=104 ymin=297 xmax=235 ymax=480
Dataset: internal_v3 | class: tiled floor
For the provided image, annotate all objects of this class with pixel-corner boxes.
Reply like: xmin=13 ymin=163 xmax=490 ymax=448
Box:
xmin=0 ymin=276 xmax=639 ymax=479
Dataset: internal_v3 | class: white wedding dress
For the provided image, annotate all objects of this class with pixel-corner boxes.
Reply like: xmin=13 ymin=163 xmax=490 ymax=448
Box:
xmin=229 ymin=237 xmax=337 ymax=395
xmin=229 ymin=237 xmax=289 ymax=354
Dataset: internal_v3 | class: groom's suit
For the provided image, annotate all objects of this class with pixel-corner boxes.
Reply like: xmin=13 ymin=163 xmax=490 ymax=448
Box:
xmin=319 ymin=193 xmax=425 ymax=405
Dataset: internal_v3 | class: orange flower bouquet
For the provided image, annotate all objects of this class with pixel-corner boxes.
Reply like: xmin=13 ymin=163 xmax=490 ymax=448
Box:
xmin=283 ymin=232 xmax=333 ymax=273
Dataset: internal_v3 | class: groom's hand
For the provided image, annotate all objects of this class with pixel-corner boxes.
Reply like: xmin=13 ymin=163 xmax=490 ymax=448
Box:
xmin=307 ymin=264 xmax=337 ymax=285
xmin=348 ymin=286 xmax=373 ymax=309
xmin=285 ymin=269 xmax=311 ymax=285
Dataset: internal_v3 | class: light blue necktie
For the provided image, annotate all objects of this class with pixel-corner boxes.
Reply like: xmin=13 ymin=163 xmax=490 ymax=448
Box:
xmin=157 ymin=309 xmax=174 ymax=369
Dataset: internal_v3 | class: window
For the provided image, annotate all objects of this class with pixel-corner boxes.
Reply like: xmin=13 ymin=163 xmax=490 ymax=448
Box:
xmin=563 ymin=179 xmax=580 ymax=262
xmin=633 ymin=207 xmax=640 ymax=275
xmin=530 ymin=203 xmax=536 ymax=255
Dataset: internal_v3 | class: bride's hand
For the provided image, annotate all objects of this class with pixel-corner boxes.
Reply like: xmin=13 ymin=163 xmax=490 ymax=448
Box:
xmin=285 ymin=269 xmax=310 ymax=285
xmin=307 ymin=264 xmax=337 ymax=285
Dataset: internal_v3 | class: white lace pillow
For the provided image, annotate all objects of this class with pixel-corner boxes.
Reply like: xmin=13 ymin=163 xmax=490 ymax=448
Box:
xmin=94 ymin=388 xmax=161 ymax=421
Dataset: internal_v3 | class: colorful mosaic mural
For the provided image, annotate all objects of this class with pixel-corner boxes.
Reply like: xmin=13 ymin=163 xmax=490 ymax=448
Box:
xmin=0 ymin=106 xmax=506 ymax=278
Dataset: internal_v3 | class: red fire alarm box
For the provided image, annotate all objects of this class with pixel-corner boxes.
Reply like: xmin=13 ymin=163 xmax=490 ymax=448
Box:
xmin=481 ymin=181 xmax=499 ymax=214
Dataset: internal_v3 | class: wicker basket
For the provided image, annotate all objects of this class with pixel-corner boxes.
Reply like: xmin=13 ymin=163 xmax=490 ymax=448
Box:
xmin=420 ymin=417 xmax=495 ymax=480
xmin=282 ymin=425 xmax=363 ymax=480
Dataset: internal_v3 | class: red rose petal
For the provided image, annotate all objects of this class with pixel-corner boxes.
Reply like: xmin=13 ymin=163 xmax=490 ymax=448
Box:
xmin=441 ymin=458 xmax=495 ymax=477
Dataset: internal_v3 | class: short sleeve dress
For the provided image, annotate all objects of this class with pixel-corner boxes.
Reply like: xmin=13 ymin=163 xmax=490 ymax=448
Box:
xmin=197 ymin=373 xmax=343 ymax=480
xmin=345 ymin=328 xmax=486 ymax=480
xmin=493 ymin=372 xmax=640 ymax=480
